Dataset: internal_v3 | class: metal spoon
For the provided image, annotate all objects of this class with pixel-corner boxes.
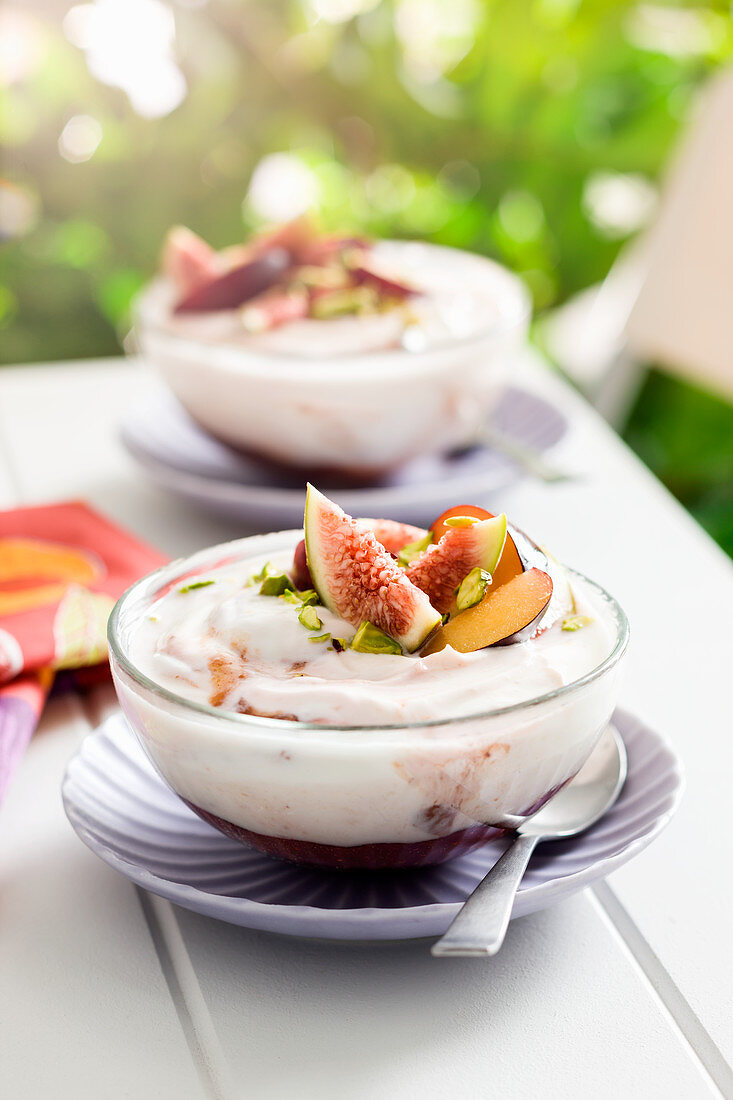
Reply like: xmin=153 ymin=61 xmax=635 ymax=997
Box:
xmin=431 ymin=724 xmax=627 ymax=957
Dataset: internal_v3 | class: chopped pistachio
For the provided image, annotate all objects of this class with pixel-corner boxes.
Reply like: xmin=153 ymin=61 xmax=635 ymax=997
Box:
xmin=298 ymin=605 xmax=323 ymax=631
xmin=351 ymin=621 xmax=402 ymax=656
xmin=279 ymin=589 xmax=302 ymax=605
xmin=248 ymin=561 xmax=271 ymax=586
xmin=397 ymin=533 xmax=433 ymax=567
xmin=297 ymin=265 xmax=348 ymax=289
xmin=308 ymin=632 xmax=331 ymax=643
xmin=455 ymin=568 xmax=492 ymax=612
xmin=298 ymin=589 xmax=320 ymax=606
xmin=444 ymin=515 xmax=479 ymax=529
xmin=310 ymin=286 xmax=373 ymax=320
xmin=331 ymin=637 xmax=350 ymax=653
xmin=179 ymin=580 xmax=215 ymax=594
xmin=562 ymin=615 xmax=593 ymax=632
xmin=148 ymin=615 xmax=159 ymax=622
xmin=260 ymin=573 xmax=295 ymax=597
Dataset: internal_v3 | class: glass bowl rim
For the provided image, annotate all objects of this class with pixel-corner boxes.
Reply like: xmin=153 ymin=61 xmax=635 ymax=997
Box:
xmin=133 ymin=240 xmax=532 ymax=366
xmin=108 ymin=531 xmax=630 ymax=736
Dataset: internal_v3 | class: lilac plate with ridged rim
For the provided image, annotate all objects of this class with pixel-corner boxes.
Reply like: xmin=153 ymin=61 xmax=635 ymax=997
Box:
xmin=120 ymin=385 xmax=567 ymax=528
xmin=62 ymin=710 xmax=682 ymax=941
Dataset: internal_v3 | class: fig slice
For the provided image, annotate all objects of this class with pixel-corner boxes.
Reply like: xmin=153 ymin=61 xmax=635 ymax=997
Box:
xmin=161 ymin=226 xmax=220 ymax=296
xmin=174 ymin=248 xmax=291 ymax=313
xmin=355 ymin=519 xmax=428 ymax=556
xmin=304 ymin=486 xmax=441 ymax=652
xmin=422 ymin=568 xmax=554 ymax=654
xmin=406 ymin=514 xmax=507 ymax=614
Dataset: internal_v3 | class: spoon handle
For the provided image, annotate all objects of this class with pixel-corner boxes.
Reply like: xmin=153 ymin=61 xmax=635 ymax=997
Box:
xmin=431 ymin=834 xmax=540 ymax=957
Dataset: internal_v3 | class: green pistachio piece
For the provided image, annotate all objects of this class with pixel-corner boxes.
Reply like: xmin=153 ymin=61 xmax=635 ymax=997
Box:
xmin=179 ymin=580 xmax=215 ymax=594
xmin=260 ymin=573 xmax=295 ymax=597
xmin=279 ymin=589 xmax=302 ymax=605
xmin=455 ymin=568 xmax=492 ymax=612
xmin=562 ymin=615 xmax=593 ymax=631
xmin=310 ymin=286 xmax=373 ymax=320
xmin=444 ymin=515 xmax=479 ymax=529
xmin=397 ymin=533 xmax=433 ymax=567
xmin=350 ymin=621 xmax=402 ymax=655
xmin=297 ymin=589 xmax=320 ymax=606
xmin=298 ymin=605 xmax=323 ymax=631
xmin=297 ymin=265 xmax=349 ymax=289
xmin=308 ymin=633 xmax=331 ymax=643
xmin=248 ymin=561 xmax=271 ymax=585
xmin=331 ymin=637 xmax=351 ymax=652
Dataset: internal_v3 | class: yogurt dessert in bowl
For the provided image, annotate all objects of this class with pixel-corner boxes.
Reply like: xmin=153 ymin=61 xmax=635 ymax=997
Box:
xmin=109 ymin=489 xmax=628 ymax=870
xmin=134 ymin=218 xmax=530 ymax=479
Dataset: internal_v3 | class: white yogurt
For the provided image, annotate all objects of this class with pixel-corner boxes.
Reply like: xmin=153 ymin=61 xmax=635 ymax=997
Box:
xmin=130 ymin=552 xmax=614 ymax=727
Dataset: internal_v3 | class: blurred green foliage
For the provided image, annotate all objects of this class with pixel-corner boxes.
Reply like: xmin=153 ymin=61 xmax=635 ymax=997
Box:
xmin=1 ymin=0 xmax=731 ymax=552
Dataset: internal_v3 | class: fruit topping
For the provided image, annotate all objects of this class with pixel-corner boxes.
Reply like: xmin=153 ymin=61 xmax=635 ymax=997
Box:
xmin=308 ymin=633 xmax=331 ymax=644
xmin=397 ymin=533 xmax=433 ymax=567
xmin=430 ymin=505 xmax=492 ymax=543
xmin=356 ymin=519 xmax=427 ymax=557
xmin=350 ymin=621 xmax=402 ymax=655
xmin=455 ymin=568 xmax=491 ymax=612
xmin=423 ymin=568 xmax=554 ymax=654
xmin=241 ymin=288 xmax=309 ymax=333
xmin=161 ymin=227 xmax=220 ymax=296
xmin=406 ymin=514 xmax=507 ymax=614
xmin=291 ymin=539 xmax=313 ymax=590
xmin=164 ymin=218 xmax=419 ymax=323
xmin=304 ymin=485 xmax=441 ymax=652
xmin=174 ymin=249 xmax=291 ymax=313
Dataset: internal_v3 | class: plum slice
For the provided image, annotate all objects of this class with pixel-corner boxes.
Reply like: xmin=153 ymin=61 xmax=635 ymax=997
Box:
xmin=422 ymin=567 xmax=554 ymax=654
xmin=174 ymin=248 xmax=291 ymax=313
xmin=304 ymin=486 xmax=441 ymax=652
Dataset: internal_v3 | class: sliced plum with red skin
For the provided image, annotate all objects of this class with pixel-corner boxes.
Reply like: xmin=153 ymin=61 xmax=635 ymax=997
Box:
xmin=422 ymin=568 xmax=554 ymax=654
xmin=291 ymin=539 xmax=313 ymax=591
xmin=174 ymin=248 xmax=291 ymax=313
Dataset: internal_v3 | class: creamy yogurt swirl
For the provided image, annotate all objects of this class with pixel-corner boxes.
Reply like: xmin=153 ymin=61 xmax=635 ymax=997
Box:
xmin=129 ymin=548 xmax=617 ymax=727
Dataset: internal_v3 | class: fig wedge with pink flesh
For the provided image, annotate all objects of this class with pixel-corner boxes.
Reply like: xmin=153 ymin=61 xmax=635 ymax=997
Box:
xmin=304 ymin=486 xmax=441 ymax=652
xmin=406 ymin=514 xmax=507 ymax=614
xmin=161 ymin=227 xmax=220 ymax=296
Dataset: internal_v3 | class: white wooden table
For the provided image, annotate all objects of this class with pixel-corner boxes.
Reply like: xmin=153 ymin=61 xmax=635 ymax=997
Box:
xmin=1 ymin=355 xmax=731 ymax=1100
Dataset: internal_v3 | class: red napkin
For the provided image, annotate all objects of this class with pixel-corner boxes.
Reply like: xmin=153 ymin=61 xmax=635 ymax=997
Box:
xmin=0 ymin=502 xmax=167 ymax=802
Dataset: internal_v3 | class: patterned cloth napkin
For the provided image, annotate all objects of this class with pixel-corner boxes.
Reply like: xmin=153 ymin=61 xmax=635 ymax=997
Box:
xmin=0 ymin=502 xmax=166 ymax=803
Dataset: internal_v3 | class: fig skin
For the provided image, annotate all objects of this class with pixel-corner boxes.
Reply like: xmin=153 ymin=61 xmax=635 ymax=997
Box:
xmin=174 ymin=248 xmax=290 ymax=313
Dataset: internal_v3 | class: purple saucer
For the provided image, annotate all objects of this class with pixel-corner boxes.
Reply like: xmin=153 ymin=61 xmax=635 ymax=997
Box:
xmin=62 ymin=710 xmax=682 ymax=941
xmin=120 ymin=385 xmax=567 ymax=528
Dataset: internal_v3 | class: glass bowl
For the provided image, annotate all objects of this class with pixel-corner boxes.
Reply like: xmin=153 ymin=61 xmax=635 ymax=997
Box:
xmin=133 ymin=242 xmax=530 ymax=480
xmin=108 ymin=532 xmax=629 ymax=870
